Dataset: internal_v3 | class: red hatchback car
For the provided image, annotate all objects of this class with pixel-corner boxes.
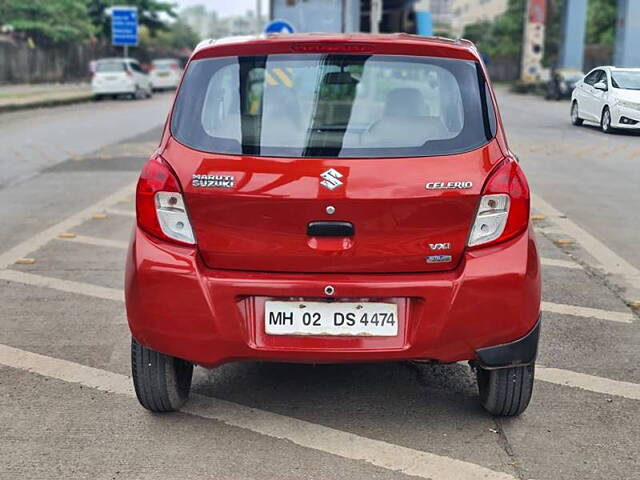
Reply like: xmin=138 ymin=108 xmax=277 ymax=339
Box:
xmin=126 ymin=34 xmax=541 ymax=416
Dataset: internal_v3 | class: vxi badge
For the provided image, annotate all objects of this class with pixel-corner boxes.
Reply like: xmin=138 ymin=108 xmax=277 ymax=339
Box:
xmin=425 ymin=181 xmax=473 ymax=190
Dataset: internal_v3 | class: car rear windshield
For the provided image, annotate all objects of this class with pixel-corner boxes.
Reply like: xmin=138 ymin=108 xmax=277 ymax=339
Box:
xmin=171 ymin=54 xmax=496 ymax=158
xmin=96 ymin=61 xmax=126 ymax=73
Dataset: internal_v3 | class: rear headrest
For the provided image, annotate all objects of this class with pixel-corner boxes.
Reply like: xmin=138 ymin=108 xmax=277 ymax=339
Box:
xmin=383 ymin=88 xmax=425 ymax=117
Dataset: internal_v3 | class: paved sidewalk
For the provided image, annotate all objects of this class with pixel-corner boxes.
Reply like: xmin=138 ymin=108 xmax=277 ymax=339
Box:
xmin=0 ymin=82 xmax=93 ymax=113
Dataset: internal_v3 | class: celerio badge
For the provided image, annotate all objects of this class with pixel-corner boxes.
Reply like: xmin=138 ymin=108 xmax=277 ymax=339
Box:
xmin=320 ymin=168 xmax=344 ymax=191
xmin=192 ymin=174 xmax=235 ymax=189
xmin=425 ymin=181 xmax=473 ymax=190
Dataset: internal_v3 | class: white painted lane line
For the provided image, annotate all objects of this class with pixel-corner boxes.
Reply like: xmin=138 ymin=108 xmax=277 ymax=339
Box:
xmin=0 ymin=343 xmax=516 ymax=480
xmin=183 ymin=397 xmax=515 ymax=480
xmin=58 ymin=235 xmax=128 ymax=250
xmin=0 ymin=182 xmax=136 ymax=270
xmin=0 ymin=270 xmax=123 ymax=302
xmin=532 ymin=193 xmax=640 ymax=291
xmin=540 ymin=257 xmax=582 ymax=269
xmin=1 ymin=268 xmax=633 ymax=324
xmin=537 ymin=366 xmax=640 ymax=401
xmin=541 ymin=301 xmax=634 ymax=324
xmin=0 ymin=344 xmax=134 ymax=395
xmin=104 ymin=208 xmax=135 ymax=218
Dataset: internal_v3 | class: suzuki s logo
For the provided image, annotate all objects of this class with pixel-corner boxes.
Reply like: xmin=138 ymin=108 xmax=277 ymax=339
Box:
xmin=320 ymin=168 xmax=344 ymax=191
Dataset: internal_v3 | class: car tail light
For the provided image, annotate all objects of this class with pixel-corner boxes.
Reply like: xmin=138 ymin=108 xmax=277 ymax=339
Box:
xmin=136 ymin=157 xmax=195 ymax=245
xmin=468 ymin=158 xmax=530 ymax=248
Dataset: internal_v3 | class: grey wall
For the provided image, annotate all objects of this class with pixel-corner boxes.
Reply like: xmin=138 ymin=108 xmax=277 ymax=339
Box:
xmin=0 ymin=41 xmax=110 ymax=84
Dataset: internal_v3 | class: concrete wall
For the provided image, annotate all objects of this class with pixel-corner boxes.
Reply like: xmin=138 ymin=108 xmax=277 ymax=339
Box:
xmin=0 ymin=41 xmax=110 ymax=84
xmin=0 ymin=39 xmax=185 ymax=85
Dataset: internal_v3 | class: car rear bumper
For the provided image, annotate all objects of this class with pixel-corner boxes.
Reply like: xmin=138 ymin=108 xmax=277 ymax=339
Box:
xmin=150 ymin=76 xmax=178 ymax=88
xmin=92 ymin=83 xmax=136 ymax=95
xmin=125 ymin=225 xmax=541 ymax=368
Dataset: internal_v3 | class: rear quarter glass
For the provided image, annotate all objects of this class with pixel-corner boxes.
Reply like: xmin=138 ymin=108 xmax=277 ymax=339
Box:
xmin=170 ymin=54 xmax=497 ymax=158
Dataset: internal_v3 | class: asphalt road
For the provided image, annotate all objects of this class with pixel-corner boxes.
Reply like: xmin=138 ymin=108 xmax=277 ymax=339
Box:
xmin=0 ymin=92 xmax=639 ymax=480
xmin=496 ymin=87 xmax=640 ymax=272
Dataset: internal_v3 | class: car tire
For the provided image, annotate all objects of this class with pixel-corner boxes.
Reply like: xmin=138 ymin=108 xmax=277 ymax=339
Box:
xmin=476 ymin=364 xmax=534 ymax=417
xmin=131 ymin=337 xmax=193 ymax=412
xmin=601 ymin=107 xmax=614 ymax=133
xmin=570 ymin=102 xmax=583 ymax=126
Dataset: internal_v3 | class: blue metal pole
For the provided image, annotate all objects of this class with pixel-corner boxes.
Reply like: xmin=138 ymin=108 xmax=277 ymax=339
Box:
xmin=614 ymin=0 xmax=640 ymax=67
xmin=558 ymin=0 xmax=587 ymax=71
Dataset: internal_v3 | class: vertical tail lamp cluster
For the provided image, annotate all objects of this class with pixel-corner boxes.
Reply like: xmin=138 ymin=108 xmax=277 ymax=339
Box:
xmin=136 ymin=157 xmax=195 ymax=245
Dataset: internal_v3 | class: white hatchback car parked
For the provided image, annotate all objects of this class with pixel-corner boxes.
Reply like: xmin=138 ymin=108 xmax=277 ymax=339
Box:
xmin=92 ymin=58 xmax=153 ymax=100
xmin=149 ymin=58 xmax=183 ymax=91
xmin=571 ymin=66 xmax=640 ymax=133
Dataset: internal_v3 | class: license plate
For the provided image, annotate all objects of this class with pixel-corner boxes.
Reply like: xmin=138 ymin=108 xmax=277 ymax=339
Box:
xmin=265 ymin=301 xmax=398 ymax=336
xmin=158 ymin=72 xmax=169 ymax=77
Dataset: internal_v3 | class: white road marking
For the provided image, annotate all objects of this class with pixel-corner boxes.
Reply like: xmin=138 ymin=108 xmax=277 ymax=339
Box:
xmin=540 ymin=257 xmax=582 ymax=269
xmin=0 ymin=182 xmax=136 ymax=270
xmin=1 ymin=267 xmax=633 ymax=325
xmin=0 ymin=270 xmax=123 ymax=302
xmin=104 ymin=208 xmax=135 ymax=218
xmin=58 ymin=234 xmax=128 ymax=250
xmin=537 ymin=366 xmax=640 ymax=401
xmin=0 ymin=343 xmax=516 ymax=480
xmin=532 ymin=193 xmax=640 ymax=291
xmin=541 ymin=301 xmax=634 ymax=324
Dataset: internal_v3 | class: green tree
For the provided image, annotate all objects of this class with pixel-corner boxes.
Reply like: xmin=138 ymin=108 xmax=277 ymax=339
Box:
xmin=0 ymin=0 xmax=95 ymax=45
xmin=87 ymin=0 xmax=176 ymax=41
xmin=154 ymin=20 xmax=199 ymax=50
xmin=462 ymin=0 xmax=526 ymax=59
xmin=586 ymin=0 xmax=617 ymax=47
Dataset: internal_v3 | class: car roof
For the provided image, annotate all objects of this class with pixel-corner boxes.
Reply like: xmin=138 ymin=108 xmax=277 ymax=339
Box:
xmin=192 ymin=33 xmax=479 ymax=62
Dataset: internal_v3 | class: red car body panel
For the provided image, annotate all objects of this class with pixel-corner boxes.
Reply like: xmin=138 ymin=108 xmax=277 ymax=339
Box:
xmin=125 ymin=33 xmax=541 ymax=368
xmin=167 ymin=137 xmax=505 ymax=273
xmin=126 ymin=225 xmax=540 ymax=368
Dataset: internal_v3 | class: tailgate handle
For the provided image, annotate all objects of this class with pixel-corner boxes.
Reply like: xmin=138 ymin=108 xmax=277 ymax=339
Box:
xmin=307 ymin=221 xmax=354 ymax=237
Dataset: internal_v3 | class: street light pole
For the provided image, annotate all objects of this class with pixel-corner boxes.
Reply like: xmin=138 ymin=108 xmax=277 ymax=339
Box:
xmin=370 ymin=0 xmax=382 ymax=33
xmin=256 ymin=0 xmax=262 ymax=34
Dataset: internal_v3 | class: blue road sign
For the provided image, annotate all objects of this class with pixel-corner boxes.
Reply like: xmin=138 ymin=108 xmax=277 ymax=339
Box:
xmin=111 ymin=7 xmax=138 ymax=46
xmin=264 ymin=19 xmax=295 ymax=34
